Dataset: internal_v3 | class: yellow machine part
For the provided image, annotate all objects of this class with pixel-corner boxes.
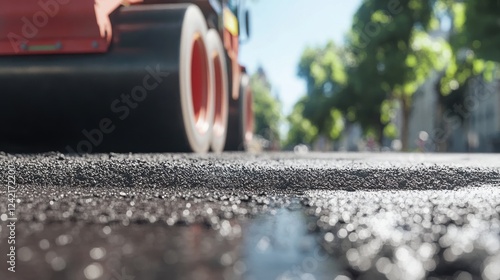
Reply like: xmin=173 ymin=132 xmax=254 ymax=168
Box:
xmin=223 ymin=7 xmax=239 ymax=36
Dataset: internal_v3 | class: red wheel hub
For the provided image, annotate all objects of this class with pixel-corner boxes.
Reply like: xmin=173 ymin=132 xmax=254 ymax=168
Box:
xmin=212 ymin=53 xmax=226 ymax=137
xmin=190 ymin=33 xmax=210 ymax=135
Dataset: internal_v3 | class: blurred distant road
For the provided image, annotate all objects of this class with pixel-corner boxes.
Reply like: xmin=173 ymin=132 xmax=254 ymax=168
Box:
xmin=1 ymin=152 xmax=499 ymax=280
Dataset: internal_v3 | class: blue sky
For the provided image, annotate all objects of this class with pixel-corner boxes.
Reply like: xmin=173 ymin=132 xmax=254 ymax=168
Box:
xmin=239 ymin=0 xmax=362 ymax=115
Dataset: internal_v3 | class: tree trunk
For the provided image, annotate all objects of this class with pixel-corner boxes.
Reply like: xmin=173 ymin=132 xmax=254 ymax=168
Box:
xmin=433 ymin=74 xmax=448 ymax=152
xmin=376 ymin=122 xmax=384 ymax=148
xmin=435 ymin=102 xmax=448 ymax=152
xmin=368 ymin=119 xmax=385 ymax=148
xmin=401 ymin=98 xmax=411 ymax=151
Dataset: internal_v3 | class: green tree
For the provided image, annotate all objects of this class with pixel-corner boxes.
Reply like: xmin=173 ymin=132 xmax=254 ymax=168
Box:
xmin=463 ymin=0 xmax=500 ymax=63
xmin=284 ymin=97 xmax=319 ymax=148
xmin=435 ymin=0 xmax=495 ymax=96
xmin=251 ymin=68 xmax=282 ymax=146
xmin=296 ymin=41 xmax=348 ymax=140
xmin=345 ymin=0 xmax=450 ymax=150
xmin=336 ymin=45 xmax=388 ymax=143
xmin=288 ymin=0 xmax=500 ymax=151
xmin=431 ymin=0 xmax=497 ymax=150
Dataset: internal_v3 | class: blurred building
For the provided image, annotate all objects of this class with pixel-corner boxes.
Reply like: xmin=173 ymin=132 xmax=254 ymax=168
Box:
xmin=407 ymin=72 xmax=440 ymax=151
xmin=403 ymin=25 xmax=500 ymax=153
xmin=338 ymin=123 xmax=363 ymax=151
xmin=407 ymin=72 xmax=500 ymax=153
xmin=462 ymin=77 xmax=500 ymax=152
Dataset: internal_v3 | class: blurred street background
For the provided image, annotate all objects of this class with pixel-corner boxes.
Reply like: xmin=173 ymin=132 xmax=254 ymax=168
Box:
xmin=241 ymin=0 xmax=500 ymax=153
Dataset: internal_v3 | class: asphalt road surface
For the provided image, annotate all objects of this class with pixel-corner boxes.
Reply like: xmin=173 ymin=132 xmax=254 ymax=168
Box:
xmin=1 ymin=152 xmax=500 ymax=280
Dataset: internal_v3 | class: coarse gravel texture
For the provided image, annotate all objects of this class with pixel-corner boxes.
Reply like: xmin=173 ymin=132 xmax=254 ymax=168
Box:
xmin=0 ymin=152 xmax=499 ymax=280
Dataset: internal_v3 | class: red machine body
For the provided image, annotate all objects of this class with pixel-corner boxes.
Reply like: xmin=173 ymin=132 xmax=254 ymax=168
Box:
xmin=0 ymin=0 xmax=120 ymax=55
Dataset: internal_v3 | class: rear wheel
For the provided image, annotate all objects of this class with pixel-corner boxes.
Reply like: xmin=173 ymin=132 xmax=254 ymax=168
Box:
xmin=225 ymin=73 xmax=253 ymax=151
xmin=107 ymin=4 xmax=216 ymax=153
xmin=179 ymin=6 xmax=214 ymax=153
xmin=206 ymin=29 xmax=229 ymax=153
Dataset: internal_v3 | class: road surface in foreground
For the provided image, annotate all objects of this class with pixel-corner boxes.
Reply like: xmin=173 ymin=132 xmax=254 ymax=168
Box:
xmin=0 ymin=152 xmax=499 ymax=280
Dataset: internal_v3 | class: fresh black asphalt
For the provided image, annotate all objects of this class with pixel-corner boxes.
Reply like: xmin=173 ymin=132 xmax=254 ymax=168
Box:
xmin=0 ymin=152 xmax=499 ymax=280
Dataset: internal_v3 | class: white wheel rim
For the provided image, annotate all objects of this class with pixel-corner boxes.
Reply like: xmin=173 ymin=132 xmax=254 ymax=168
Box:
xmin=179 ymin=5 xmax=214 ymax=153
xmin=207 ymin=29 xmax=229 ymax=153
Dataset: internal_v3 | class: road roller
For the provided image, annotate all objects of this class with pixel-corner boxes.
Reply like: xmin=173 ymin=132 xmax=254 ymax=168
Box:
xmin=0 ymin=0 xmax=253 ymax=153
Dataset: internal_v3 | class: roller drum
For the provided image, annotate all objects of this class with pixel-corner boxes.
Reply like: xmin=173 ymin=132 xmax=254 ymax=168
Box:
xmin=0 ymin=4 xmax=212 ymax=153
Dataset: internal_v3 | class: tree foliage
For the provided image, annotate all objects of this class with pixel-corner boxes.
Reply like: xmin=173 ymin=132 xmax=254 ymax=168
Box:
xmin=436 ymin=0 xmax=496 ymax=96
xmin=295 ymin=41 xmax=348 ymax=140
xmin=251 ymin=69 xmax=282 ymax=144
xmin=347 ymin=0 xmax=452 ymax=150
xmin=431 ymin=0 xmax=498 ymax=151
xmin=463 ymin=0 xmax=500 ymax=63
xmin=284 ymin=97 xmax=318 ymax=148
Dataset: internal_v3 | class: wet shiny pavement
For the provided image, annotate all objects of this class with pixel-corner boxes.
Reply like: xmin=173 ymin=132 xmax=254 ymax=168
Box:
xmin=0 ymin=153 xmax=499 ymax=280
